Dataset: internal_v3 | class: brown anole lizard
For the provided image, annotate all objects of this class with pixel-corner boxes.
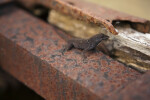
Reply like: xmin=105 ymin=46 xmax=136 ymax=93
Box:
xmin=54 ymin=27 xmax=109 ymax=55
xmin=65 ymin=33 xmax=109 ymax=51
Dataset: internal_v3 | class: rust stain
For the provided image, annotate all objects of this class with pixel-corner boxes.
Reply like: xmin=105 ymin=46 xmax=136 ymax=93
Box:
xmin=0 ymin=4 xmax=142 ymax=100
xmin=16 ymin=0 xmax=150 ymax=34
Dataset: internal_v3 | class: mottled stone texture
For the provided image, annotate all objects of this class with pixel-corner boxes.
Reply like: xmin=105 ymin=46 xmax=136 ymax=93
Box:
xmin=0 ymin=4 xmax=141 ymax=100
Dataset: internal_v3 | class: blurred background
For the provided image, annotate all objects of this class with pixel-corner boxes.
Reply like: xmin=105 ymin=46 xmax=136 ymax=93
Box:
xmin=0 ymin=68 xmax=44 ymax=100
xmin=86 ymin=0 xmax=150 ymax=20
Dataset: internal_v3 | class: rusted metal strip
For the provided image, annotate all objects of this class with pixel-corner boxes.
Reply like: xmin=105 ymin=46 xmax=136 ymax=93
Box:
xmin=106 ymin=71 xmax=150 ymax=100
xmin=0 ymin=4 xmax=141 ymax=100
xmin=16 ymin=0 xmax=150 ymax=34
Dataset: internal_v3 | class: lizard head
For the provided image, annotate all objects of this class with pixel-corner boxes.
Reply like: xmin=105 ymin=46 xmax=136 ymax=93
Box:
xmin=99 ymin=33 xmax=109 ymax=40
xmin=91 ymin=33 xmax=109 ymax=43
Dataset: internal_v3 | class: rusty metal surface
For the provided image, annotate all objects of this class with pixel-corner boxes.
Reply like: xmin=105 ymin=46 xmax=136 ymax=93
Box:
xmin=106 ymin=71 xmax=150 ymax=100
xmin=16 ymin=0 xmax=150 ymax=34
xmin=0 ymin=4 xmax=141 ymax=100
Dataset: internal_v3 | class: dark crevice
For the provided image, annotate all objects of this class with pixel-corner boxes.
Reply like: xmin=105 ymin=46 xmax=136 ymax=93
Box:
xmin=14 ymin=2 xmax=50 ymax=22
xmin=112 ymin=20 xmax=150 ymax=33
xmin=0 ymin=67 xmax=44 ymax=100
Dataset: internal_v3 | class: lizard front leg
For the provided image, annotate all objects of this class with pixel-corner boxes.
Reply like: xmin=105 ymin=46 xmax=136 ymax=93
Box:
xmin=65 ymin=42 xmax=74 ymax=51
xmin=61 ymin=42 xmax=74 ymax=55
